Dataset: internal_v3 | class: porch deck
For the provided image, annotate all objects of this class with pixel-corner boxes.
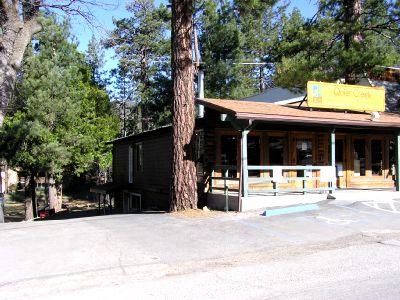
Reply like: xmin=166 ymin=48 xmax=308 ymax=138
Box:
xmin=207 ymin=188 xmax=399 ymax=212
xmin=209 ymin=164 xmax=337 ymax=211
xmin=198 ymin=97 xmax=400 ymax=212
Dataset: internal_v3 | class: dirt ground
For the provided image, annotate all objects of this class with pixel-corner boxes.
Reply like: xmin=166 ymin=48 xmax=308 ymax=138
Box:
xmin=3 ymin=191 xmax=228 ymax=222
xmin=3 ymin=191 xmax=99 ymax=222
xmin=170 ymin=208 xmax=235 ymax=218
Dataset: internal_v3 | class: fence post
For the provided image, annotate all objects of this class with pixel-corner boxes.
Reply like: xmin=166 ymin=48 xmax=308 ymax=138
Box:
xmin=224 ymin=181 xmax=229 ymax=212
xmin=224 ymin=167 xmax=229 ymax=211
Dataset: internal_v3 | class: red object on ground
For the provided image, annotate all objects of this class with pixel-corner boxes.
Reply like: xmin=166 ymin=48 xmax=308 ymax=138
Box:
xmin=38 ymin=210 xmax=49 ymax=218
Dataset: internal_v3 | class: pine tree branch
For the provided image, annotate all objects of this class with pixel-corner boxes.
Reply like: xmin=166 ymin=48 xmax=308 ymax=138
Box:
xmin=39 ymin=0 xmax=116 ymax=29
xmin=365 ymin=18 xmax=400 ymax=33
xmin=369 ymin=28 xmax=399 ymax=48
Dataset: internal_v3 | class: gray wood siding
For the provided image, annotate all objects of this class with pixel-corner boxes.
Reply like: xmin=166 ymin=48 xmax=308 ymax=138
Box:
xmin=133 ymin=133 xmax=172 ymax=193
xmin=112 ymin=131 xmax=172 ymax=194
xmin=113 ymin=143 xmax=130 ymax=184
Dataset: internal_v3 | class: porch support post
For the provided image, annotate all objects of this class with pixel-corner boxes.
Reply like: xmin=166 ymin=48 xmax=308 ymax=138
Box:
xmin=330 ymin=129 xmax=336 ymax=193
xmin=241 ymin=130 xmax=249 ymax=197
xmin=396 ymin=133 xmax=400 ymax=191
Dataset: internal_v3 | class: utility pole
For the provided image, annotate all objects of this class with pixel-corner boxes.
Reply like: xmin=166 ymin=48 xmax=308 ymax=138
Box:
xmin=193 ymin=25 xmax=205 ymax=117
xmin=259 ymin=65 xmax=265 ymax=92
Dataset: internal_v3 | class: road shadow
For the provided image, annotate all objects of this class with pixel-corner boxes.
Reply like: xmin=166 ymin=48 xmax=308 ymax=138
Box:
xmin=34 ymin=209 xmax=100 ymax=221
xmin=34 ymin=209 xmax=166 ymax=221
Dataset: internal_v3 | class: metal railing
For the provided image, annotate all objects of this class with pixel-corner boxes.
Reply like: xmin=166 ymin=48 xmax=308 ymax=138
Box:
xmin=246 ymin=165 xmax=336 ymax=196
xmin=209 ymin=165 xmax=239 ymax=211
xmin=209 ymin=165 xmax=239 ymax=192
xmin=210 ymin=165 xmax=336 ymax=196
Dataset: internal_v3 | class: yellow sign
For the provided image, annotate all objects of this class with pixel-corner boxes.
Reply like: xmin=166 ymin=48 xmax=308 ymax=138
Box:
xmin=307 ymin=81 xmax=386 ymax=112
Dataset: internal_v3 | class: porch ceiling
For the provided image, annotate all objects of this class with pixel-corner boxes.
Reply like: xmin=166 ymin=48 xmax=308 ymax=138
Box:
xmin=197 ymin=98 xmax=400 ymax=129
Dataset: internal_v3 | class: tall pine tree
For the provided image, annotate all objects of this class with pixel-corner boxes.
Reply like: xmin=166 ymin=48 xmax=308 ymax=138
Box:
xmin=106 ymin=0 xmax=171 ymax=134
xmin=0 ymin=16 xmax=119 ymax=218
xmin=274 ymin=0 xmax=400 ymax=88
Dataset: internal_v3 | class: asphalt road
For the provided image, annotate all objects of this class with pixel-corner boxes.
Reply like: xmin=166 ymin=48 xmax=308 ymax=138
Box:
xmin=1 ymin=195 xmax=400 ymax=299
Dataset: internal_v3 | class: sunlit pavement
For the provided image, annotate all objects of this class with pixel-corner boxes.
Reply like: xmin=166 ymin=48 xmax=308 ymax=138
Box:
xmin=1 ymin=194 xmax=400 ymax=299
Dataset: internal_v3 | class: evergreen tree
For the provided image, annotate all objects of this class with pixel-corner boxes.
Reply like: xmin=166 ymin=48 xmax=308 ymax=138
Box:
xmin=198 ymin=0 xmax=286 ymax=98
xmin=106 ymin=0 xmax=171 ymax=134
xmin=236 ymin=0 xmax=286 ymax=91
xmin=0 ymin=0 xmax=106 ymax=123
xmin=170 ymin=0 xmax=197 ymax=211
xmin=0 ymin=16 xmax=119 ymax=218
xmin=199 ymin=0 xmax=253 ymax=98
xmin=110 ymin=66 xmax=137 ymax=136
xmin=86 ymin=35 xmax=107 ymax=87
xmin=274 ymin=0 xmax=400 ymax=88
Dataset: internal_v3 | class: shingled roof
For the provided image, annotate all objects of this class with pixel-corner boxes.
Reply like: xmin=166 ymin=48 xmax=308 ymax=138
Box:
xmin=197 ymin=98 xmax=400 ymax=128
xmin=240 ymin=87 xmax=305 ymax=103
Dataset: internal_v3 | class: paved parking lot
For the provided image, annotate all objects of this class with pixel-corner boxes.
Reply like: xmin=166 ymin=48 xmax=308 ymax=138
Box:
xmin=1 ymin=194 xmax=400 ymax=299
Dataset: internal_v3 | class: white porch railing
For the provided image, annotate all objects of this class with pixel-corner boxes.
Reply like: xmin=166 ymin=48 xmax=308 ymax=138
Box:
xmin=209 ymin=165 xmax=239 ymax=193
xmin=246 ymin=165 xmax=336 ymax=196
xmin=210 ymin=165 xmax=336 ymax=196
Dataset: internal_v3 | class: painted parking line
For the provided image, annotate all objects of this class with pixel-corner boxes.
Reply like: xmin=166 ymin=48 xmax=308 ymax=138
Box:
xmin=380 ymin=239 xmax=400 ymax=247
xmin=315 ymin=216 xmax=359 ymax=226
xmin=333 ymin=204 xmax=376 ymax=216
xmin=362 ymin=199 xmax=400 ymax=214
xmin=333 ymin=204 xmax=361 ymax=212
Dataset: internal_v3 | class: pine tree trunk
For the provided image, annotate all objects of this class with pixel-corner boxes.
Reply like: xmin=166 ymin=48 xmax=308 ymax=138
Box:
xmin=25 ymin=173 xmax=37 ymax=220
xmin=25 ymin=197 xmax=33 ymax=221
xmin=49 ymin=177 xmax=63 ymax=213
xmin=170 ymin=0 xmax=198 ymax=211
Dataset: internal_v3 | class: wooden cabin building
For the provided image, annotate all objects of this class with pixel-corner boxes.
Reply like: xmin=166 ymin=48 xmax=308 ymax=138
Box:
xmin=108 ymin=80 xmax=400 ymax=212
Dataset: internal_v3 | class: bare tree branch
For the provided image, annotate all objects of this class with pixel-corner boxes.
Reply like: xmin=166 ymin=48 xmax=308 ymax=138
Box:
xmin=0 ymin=0 xmax=119 ymax=118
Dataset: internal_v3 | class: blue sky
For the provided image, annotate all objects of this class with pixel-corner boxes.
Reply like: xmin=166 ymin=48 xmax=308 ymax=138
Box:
xmin=71 ymin=0 xmax=318 ymax=73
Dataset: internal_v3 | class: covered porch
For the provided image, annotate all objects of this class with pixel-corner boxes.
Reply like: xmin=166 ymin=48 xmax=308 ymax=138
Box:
xmin=197 ymin=98 xmax=400 ymax=212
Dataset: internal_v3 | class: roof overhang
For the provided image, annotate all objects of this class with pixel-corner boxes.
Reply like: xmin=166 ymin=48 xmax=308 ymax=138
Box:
xmin=106 ymin=125 xmax=172 ymax=144
xmin=197 ymin=98 xmax=400 ymax=129
xmin=274 ymin=96 xmax=305 ymax=105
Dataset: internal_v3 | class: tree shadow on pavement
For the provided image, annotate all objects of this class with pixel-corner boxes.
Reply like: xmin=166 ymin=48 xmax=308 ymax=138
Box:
xmin=34 ymin=209 xmax=166 ymax=221
xmin=34 ymin=209 xmax=101 ymax=221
